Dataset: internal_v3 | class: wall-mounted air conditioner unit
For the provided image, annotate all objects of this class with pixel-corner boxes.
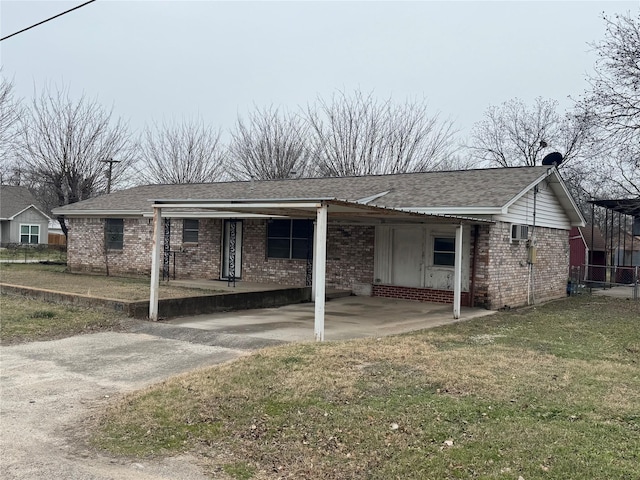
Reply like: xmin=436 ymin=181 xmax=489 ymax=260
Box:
xmin=511 ymin=224 xmax=529 ymax=242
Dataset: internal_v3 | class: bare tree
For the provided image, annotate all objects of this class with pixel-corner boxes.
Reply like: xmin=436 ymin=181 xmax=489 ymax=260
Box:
xmin=139 ymin=118 xmax=227 ymax=184
xmin=468 ymin=97 xmax=590 ymax=168
xmin=306 ymin=90 xmax=458 ymax=176
xmin=229 ymin=106 xmax=310 ymax=180
xmin=15 ymin=86 xmax=135 ymax=236
xmin=585 ymin=12 xmax=640 ymax=141
xmin=580 ymin=12 xmax=640 ymax=195
xmin=595 ymin=143 xmax=640 ymax=197
xmin=0 ymin=75 xmax=22 ymax=184
xmin=435 ymin=152 xmax=480 ymax=172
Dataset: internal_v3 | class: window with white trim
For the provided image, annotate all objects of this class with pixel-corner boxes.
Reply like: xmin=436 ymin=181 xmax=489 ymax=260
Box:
xmin=433 ymin=237 xmax=455 ymax=266
xmin=267 ymin=219 xmax=313 ymax=259
xmin=20 ymin=224 xmax=40 ymax=244
xmin=105 ymin=219 xmax=124 ymax=250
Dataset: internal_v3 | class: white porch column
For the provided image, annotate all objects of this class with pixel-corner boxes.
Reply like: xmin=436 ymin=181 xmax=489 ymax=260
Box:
xmin=311 ymin=220 xmax=318 ymax=299
xmin=314 ymin=204 xmax=328 ymax=341
xmin=453 ymin=223 xmax=464 ymax=319
xmin=149 ymin=206 xmax=162 ymax=320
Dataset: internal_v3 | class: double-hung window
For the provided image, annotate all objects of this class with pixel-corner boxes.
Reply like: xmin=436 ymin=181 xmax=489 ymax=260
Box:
xmin=105 ymin=219 xmax=124 ymax=250
xmin=267 ymin=219 xmax=313 ymax=259
xmin=433 ymin=237 xmax=455 ymax=267
xmin=183 ymin=219 xmax=199 ymax=243
xmin=20 ymin=224 xmax=40 ymax=244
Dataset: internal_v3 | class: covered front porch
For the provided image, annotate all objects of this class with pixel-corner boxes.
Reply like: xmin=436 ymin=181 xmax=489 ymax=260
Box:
xmin=148 ymin=198 xmax=491 ymax=341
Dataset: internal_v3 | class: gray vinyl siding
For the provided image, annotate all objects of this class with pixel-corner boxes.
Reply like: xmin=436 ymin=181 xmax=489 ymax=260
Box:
xmin=7 ymin=208 xmax=49 ymax=244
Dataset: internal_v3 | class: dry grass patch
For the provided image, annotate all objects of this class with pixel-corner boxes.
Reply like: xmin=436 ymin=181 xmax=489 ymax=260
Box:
xmin=0 ymin=263 xmax=217 ymax=301
xmin=0 ymin=294 xmax=127 ymax=344
xmin=94 ymin=296 xmax=640 ymax=479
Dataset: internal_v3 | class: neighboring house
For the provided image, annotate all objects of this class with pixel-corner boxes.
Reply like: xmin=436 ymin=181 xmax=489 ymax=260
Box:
xmin=569 ymin=225 xmax=607 ymax=282
xmin=53 ymin=166 xmax=585 ymax=310
xmin=0 ymin=185 xmax=50 ymax=246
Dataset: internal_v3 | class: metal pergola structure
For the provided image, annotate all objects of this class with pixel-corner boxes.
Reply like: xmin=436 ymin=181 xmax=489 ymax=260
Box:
xmin=147 ymin=197 xmax=491 ymax=341
xmin=588 ymin=198 xmax=640 ymax=269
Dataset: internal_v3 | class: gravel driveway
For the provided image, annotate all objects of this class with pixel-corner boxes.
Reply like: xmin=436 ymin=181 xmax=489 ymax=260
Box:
xmin=0 ymin=327 xmax=257 ymax=479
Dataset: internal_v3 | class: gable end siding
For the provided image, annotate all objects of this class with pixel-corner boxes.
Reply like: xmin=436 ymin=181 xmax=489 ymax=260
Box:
xmin=7 ymin=208 xmax=49 ymax=244
xmin=494 ymin=184 xmax=570 ymax=230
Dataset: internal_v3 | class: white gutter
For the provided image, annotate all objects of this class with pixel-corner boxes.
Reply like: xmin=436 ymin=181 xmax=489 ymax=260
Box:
xmin=51 ymin=209 xmax=146 ymax=217
xmin=399 ymin=206 xmax=501 ymax=216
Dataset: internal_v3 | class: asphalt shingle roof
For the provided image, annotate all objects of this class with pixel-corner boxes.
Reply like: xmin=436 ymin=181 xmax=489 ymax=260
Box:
xmin=0 ymin=185 xmax=43 ymax=219
xmin=54 ymin=166 xmax=552 ymax=214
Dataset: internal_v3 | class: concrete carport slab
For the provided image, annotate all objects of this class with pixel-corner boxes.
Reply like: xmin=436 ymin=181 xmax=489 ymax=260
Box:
xmin=167 ymin=296 xmax=497 ymax=342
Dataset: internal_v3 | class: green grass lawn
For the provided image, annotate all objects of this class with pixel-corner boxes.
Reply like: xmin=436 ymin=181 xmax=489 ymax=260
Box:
xmin=94 ymin=296 xmax=640 ymax=479
xmin=0 ymin=294 xmax=127 ymax=345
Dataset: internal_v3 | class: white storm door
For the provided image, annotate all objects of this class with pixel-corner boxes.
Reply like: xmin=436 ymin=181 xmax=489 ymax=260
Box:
xmin=391 ymin=227 xmax=424 ymax=287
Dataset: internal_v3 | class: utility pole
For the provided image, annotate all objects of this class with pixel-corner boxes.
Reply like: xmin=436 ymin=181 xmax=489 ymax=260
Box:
xmin=101 ymin=158 xmax=121 ymax=194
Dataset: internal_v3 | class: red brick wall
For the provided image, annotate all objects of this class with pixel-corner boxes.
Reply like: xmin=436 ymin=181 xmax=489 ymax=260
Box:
xmin=472 ymin=222 xmax=569 ymax=309
xmin=169 ymin=218 xmax=221 ymax=279
xmin=471 ymin=224 xmax=491 ymax=308
xmin=67 ymin=217 xmax=153 ymax=275
xmin=67 ymin=217 xmax=221 ymax=278
xmin=372 ymin=284 xmax=471 ymax=306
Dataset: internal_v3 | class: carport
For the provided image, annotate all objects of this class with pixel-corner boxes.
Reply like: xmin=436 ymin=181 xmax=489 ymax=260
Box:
xmin=148 ymin=198 xmax=491 ymax=341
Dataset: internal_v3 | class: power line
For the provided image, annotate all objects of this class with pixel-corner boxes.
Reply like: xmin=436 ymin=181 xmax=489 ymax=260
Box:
xmin=1 ymin=0 xmax=97 ymax=42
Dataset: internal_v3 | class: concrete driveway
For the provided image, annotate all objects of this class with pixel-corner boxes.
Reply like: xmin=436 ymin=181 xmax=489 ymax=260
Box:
xmin=168 ymin=296 xmax=496 ymax=342
xmin=0 ymin=331 xmax=246 ymax=480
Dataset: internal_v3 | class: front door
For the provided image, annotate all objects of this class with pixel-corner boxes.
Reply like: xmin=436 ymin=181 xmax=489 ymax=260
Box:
xmin=222 ymin=220 xmax=242 ymax=280
xmin=391 ymin=227 xmax=424 ymax=287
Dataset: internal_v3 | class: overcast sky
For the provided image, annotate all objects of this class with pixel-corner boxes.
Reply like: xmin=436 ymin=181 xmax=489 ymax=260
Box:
xmin=1 ymin=0 xmax=638 ymax=142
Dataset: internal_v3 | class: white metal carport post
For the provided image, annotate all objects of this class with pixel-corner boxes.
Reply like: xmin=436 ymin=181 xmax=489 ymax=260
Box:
xmin=149 ymin=206 xmax=162 ymax=320
xmin=314 ymin=203 xmax=328 ymax=341
xmin=453 ymin=223 xmax=464 ymax=319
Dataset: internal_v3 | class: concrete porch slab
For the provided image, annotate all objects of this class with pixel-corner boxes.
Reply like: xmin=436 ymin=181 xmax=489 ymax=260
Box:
xmin=167 ymin=296 xmax=497 ymax=342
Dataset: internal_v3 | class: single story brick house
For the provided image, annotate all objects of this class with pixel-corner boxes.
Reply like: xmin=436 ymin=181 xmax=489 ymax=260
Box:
xmin=53 ymin=166 xmax=584 ymax=316
xmin=0 ymin=185 xmax=50 ymax=246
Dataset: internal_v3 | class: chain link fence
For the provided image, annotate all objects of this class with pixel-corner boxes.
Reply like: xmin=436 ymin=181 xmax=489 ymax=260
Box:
xmin=0 ymin=243 xmax=67 ymax=264
xmin=569 ymin=264 xmax=639 ymax=300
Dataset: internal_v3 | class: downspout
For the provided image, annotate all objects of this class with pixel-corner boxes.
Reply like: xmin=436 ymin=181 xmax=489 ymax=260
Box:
xmin=470 ymin=224 xmax=479 ymax=307
xmin=529 ymin=185 xmax=538 ymax=305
